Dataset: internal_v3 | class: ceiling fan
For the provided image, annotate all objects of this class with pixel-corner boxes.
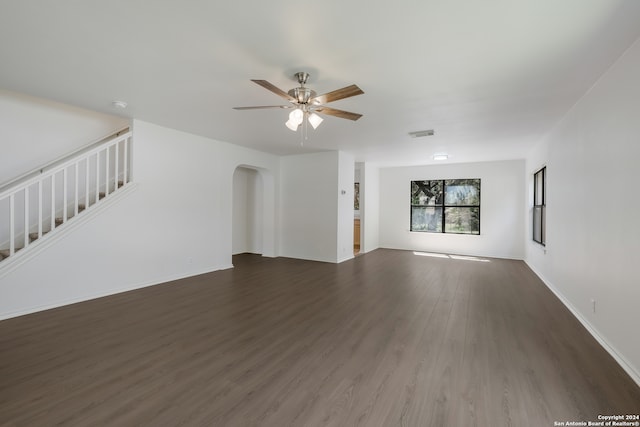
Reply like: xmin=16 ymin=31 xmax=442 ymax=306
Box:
xmin=233 ymin=72 xmax=364 ymax=131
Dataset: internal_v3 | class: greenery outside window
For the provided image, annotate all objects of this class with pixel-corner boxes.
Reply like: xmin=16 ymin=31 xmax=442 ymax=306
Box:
xmin=410 ymin=179 xmax=480 ymax=234
xmin=533 ymin=167 xmax=546 ymax=245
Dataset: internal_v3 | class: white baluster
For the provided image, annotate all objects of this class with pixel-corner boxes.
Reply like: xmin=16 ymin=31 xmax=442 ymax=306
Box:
xmin=9 ymin=194 xmax=15 ymax=256
xmin=105 ymin=146 xmax=110 ymax=196
xmin=63 ymin=168 xmax=68 ymax=222
xmin=38 ymin=180 xmax=43 ymax=239
xmin=115 ymin=141 xmax=119 ymax=191
xmin=51 ymin=174 xmax=56 ymax=230
xmin=124 ymin=137 xmax=129 ymax=184
xmin=95 ymin=152 xmax=100 ymax=204
xmin=24 ymin=187 xmax=29 ymax=248
xmin=74 ymin=162 xmax=79 ymax=216
xmin=85 ymin=157 xmax=90 ymax=208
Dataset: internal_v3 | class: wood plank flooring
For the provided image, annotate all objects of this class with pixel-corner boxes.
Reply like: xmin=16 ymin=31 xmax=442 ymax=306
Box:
xmin=1 ymin=249 xmax=638 ymax=426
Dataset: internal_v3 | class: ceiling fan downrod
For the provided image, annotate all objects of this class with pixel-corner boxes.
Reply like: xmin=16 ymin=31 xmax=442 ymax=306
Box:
xmin=294 ymin=72 xmax=310 ymax=86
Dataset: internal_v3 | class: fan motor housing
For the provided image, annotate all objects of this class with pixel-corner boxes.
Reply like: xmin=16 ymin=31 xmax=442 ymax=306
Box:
xmin=288 ymin=87 xmax=317 ymax=104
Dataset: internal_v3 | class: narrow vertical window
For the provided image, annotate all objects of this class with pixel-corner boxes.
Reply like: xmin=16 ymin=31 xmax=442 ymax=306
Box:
xmin=533 ymin=167 xmax=546 ymax=245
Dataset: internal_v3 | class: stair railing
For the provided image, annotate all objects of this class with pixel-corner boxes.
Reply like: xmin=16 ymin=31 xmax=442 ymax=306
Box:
xmin=0 ymin=130 xmax=132 ymax=262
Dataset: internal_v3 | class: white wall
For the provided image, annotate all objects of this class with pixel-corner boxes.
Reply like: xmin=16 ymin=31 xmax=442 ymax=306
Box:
xmin=0 ymin=120 xmax=280 ymax=319
xmin=279 ymin=151 xmax=339 ymax=263
xmin=362 ymin=162 xmax=380 ymax=253
xmin=232 ymin=167 xmax=263 ymax=255
xmin=0 ymin=89 xmax=128 ymax=184
xmin=337 ymin=152 xmax=355 ymax=263
xmin=280 ymin=151 xmax=354 ymax=262
xmin=379 ymin=160 xmax=525 ymax=259
xmin=525 ymin=38 xmax=640 ymax=384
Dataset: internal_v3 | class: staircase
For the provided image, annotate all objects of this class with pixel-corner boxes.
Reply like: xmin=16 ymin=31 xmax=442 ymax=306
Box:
xmin=0 ymin=129 xmax=132 ymax=264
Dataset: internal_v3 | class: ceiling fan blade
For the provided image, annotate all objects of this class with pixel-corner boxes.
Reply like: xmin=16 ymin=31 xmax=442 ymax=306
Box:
xmin=311 ymin=84 xmax=364 ymax=105
xmin=251 ymin=80 xmax=296 ymax=102
xmin=315 ymin=106 xmax=363 ymax=121
xmin=233 ymin=105 xmax=293 ymax=110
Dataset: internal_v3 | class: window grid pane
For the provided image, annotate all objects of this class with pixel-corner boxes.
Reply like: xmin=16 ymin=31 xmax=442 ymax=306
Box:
xmin=411 ymin=180 xmax=443 ymax=206
xmin=444 ymin=207 xmax=480 ymax=234
xmin=410 ymin=179 xmax=480 ymax=234
xmin=533 ymin=167 xmax=546 ymax=245
xmin=411 ymin=207 xmax=443 ymax=232
xmin=533 ymin=206 xmax=543 ymax=243
xmin=444 ymin=179 xmax=480 ymax=205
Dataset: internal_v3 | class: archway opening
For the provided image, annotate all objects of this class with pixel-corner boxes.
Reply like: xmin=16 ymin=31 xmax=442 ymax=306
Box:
xmin=232 ymin=166 xmax=263 ymax=255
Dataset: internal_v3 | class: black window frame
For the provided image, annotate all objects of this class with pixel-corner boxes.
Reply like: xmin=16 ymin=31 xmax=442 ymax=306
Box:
xmin=410 ymin=179 xmax=481 ymax=235
xmin=533 ymin=167 xmax=546 ymax=245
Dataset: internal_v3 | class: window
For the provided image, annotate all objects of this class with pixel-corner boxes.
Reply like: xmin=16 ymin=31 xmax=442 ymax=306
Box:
xmin=533 ymin=167 xmax=546 ymax=245
xmin=410 ymin=179 xmax=480 ymax=234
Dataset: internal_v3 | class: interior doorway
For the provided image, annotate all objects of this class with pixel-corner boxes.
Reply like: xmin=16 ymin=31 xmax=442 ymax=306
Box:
xmin=354 ymin=166 xmax=361 ymax=255
xmin=232 ymin=166 xmax=263 ymax=255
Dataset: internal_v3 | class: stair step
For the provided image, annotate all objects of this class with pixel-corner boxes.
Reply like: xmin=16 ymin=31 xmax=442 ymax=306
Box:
xmin=0 ymin=246 xmax=24 ymax=260
xmin=2 ymin=197 xmax=107 ymax=262
xmin=29 ymin=229 xmax=53 ymax=242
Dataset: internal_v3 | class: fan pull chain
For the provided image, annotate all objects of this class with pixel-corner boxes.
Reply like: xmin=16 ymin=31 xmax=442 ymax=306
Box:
xmin=300 ymin=111 xmax=308 ymax=146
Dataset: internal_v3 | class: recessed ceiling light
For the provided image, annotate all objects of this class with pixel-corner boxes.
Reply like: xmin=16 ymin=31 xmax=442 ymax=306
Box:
xmin=409 ymin=129 xmax=434 ymax=138
xmin=112 ymin=100 xmax=128 ymax=109
xmin=433 ymin=154 xmax=448 ymax=161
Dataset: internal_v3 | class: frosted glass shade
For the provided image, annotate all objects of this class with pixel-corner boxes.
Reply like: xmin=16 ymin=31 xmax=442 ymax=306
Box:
xmin=308 ymin=113 xmax=323 ymax=129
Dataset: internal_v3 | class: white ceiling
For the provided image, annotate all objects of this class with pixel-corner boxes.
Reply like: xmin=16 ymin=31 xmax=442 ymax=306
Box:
xmin=1 ymin=0 xmax=639 ymax=166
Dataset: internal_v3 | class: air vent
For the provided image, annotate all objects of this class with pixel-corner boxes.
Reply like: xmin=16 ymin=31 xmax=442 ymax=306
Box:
xmin=409 ymin=129 xmax=434 ymax=138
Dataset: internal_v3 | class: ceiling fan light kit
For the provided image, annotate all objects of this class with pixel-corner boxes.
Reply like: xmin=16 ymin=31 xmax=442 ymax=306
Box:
xmin=285 ymin=108 xmax=303 ymax=131
xmin=307 ymin=112 xmax=323 ymax=129
xmin=234 ymin=71 xmax=364 ymax=136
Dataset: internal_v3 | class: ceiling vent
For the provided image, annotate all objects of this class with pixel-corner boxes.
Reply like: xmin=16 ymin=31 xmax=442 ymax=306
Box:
xmin=409 ymin=129 xmax=434 ymax=138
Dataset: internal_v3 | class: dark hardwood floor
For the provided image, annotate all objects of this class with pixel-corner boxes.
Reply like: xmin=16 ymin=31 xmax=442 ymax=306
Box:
xmin=1 ymin=249 xmax=638 ymax=426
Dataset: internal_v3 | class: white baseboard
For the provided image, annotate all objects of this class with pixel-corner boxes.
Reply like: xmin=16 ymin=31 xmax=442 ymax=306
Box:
xmin=337 ymin=254 xmax=355 ymax=263
xmin=0 ymin=262 xmax=234 ymax=321
xmin=525 ymin=261 xmax=640 ymax=388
